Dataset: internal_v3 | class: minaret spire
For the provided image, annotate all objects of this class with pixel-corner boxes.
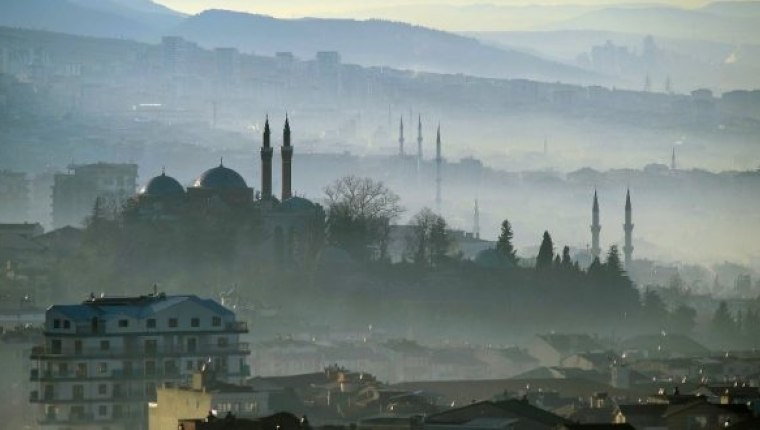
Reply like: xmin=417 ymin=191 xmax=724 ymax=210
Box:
xmin=671 ymin=146 xmax=677 ymax=170
xmin=623 ymin=188 xmax=634 ymax=269
xmin=591 ymin=189 xmax=601 ymax=260
xmin=398 ymin=116 xmax=405 ymax=156
xmin=281 ymin=114 xmax=293 ymax=200
xmin=435 ymin=124 xmax=442 ymax=212
xmin=473 ymin=199 xmax=480 ymax=240
xmin=260 ymin=115 xmax=273 ymax=201
xmin=417 ymin=115 xmax=423 ymax=162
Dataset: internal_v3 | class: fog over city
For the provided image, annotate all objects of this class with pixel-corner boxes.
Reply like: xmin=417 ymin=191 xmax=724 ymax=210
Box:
xmin=1 ymin=1 xmax=760 ymax=430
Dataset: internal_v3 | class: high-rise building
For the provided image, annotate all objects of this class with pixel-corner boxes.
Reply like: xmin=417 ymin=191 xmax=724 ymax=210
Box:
xmin=29 ymin=293 xmax=250 ymax=430
xmin=52 ymin=163 xmax=137 ymax=229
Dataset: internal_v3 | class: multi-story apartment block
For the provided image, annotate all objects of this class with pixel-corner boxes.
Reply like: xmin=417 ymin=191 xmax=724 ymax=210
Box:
xmin=52 ymin=163 xmax=138 ymax=228
xmin=29 ymin=293 xmax=250 ymax=430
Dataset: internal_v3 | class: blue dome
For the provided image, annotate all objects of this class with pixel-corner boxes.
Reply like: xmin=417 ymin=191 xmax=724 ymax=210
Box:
xmin=140 ymin=172 xmax=185 ymax=197
xmin=280 ymin=196 xmax=315 ymax=212
xmin=194 ymin=165 xmax=247 ymax=189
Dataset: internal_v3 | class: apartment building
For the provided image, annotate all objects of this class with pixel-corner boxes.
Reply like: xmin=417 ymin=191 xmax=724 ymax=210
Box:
xmin=29 ymin=293 xmax=250 ymax=430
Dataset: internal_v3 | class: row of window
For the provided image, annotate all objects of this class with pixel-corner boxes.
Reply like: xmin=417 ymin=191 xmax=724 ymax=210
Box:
xmin=43 ymin=356 xmax=238 ymax=379
xmin=53 ymin=316 xmax=223 ymax=330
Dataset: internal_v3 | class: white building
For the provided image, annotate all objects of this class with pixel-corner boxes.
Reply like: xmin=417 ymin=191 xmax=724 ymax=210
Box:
xmin=29 ymin=293 xmax=250 ymax=430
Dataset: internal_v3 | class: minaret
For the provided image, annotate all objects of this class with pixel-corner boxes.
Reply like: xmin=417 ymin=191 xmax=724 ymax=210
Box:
xmin=623 ymin=189 xmax=634 ymax=269
xmin=671 ymin=146 xmax=677 ymax=170
xmin=398 ymin=116 xmax=405 ymax=156
xmin=281 ymin=115 xmax=293 ymax=201
xmin=417 ymin=115 xmax=423 ymax=162
xmin=260 ymin=116 xmax=273 ymax=200
xmin=435 ymin=124 xmax=442 ymax=212
xmin=591 ymin=189 xmax=601 ymax=260
xmin=473 ymin=199 xmax=480 ymax=240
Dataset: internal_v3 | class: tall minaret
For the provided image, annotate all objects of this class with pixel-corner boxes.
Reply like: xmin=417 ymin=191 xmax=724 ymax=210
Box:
xmin=623 ymin=189 xmax=634 ymax=269
xmin=281 ymin=115 xmax=293 ymax=200
xmin=591 ymin=189 xmax=601 ymax=260
xmin=671 ymin=146 xmax=677 ymax=170
xmin=417 ymin=115 xmax=423 ymax=162
xmin=435 ymin=124 xmax=442 ymax=212
xmin=261 ymin=116 xmax=273 ymax=200
xmin=398 ymin=116 xmax=405 ymax=156
xmin=473 ymin=199 xmax=480 ymax=240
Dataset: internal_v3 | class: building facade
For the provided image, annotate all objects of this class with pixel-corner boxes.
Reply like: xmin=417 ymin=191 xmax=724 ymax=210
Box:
xmin=52 ymin=163 xmax=138 ymax=229
xmin=29 ymin=293 xmax=250 ymax=430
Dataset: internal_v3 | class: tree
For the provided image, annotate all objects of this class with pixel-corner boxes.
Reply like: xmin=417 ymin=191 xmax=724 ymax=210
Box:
xmin=642 ymin=288 xmax=668 ymax=329
xmin=535 ymin=231 xmax=554 ymax=270
xmin=605 ymin=245 xmax=624 ymax=277
xmin=561 ymin=246 xmax=572 ymax=268
xmin=712 ymin=301 xmax=735 ymax=340
xmin=324 ymin=176 xmax=403 ymax=260
xmin=495 ymin=219 xmax=518 ymax=265
xmin=405 ymin=208 xmax=451 ymax=267
xmin=669 ymin=305 xmax=697 ymax=334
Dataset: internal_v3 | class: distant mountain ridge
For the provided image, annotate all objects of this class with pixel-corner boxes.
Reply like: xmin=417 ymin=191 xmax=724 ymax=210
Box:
xmin=0 ymin=0 xmax=182 ymax=41
xmin=169 ymin=9 xmax=596 ymax=83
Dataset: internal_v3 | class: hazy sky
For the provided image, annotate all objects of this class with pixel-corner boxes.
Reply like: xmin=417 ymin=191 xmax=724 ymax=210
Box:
xmin=154 ymin=0 xmax=712 ymax=17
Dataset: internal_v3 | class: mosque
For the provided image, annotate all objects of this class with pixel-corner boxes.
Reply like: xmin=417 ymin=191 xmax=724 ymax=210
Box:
xmin=128 ymin=116 xmax=324 ymax=262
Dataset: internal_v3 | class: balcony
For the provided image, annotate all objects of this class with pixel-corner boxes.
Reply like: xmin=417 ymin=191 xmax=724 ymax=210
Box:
xmin=29 ymin=343 xmax=251 ymax=359
xmin=226 ymin=321 xmax=248 ymax=333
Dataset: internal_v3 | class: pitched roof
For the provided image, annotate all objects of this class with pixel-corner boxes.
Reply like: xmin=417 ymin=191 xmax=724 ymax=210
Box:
xmin=425 ymin=399 xmax=571 ymax=427
xmin=50 ymin=294 xmax=234 ymax=320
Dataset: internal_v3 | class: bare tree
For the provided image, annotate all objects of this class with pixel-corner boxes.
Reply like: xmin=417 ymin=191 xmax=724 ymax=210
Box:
xmin=324 ymin=175 xmax=403 ymax=260
xmin=405 ymin=207 xmax=451 ymax=267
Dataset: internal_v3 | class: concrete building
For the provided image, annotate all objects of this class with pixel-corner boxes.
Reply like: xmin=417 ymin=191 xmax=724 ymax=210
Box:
xmin=149 ymin=368 xmax=270 ymax=430
xmin=52 ymin=163 xmax=138 ymax=228
xmin=29 ymin=293 xmax=250 ymax=430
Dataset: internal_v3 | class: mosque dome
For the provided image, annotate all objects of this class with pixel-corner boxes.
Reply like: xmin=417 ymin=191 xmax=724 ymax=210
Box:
xmin=193 ymin=164 xmax=248 ymax=190
xmin=139 ymin=172 xmax=185 ymax=197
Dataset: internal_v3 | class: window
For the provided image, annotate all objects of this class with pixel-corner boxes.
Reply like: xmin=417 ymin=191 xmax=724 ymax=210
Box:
xmin=187 ymin=338 xmax=197 ymax=353
xmin=51 ymin=339 xmax=62 ymax=354
xmin=74 ymin=340 xmax=82 ymax=355
xmin=72 ymin=385 xmax=84 ymax=400
xmin=146 ymin=382 xmax=156 ymax=397
xmin=186 ymin=360 xmax=194 ymax=371
xmin=53 ymin=319 xmax=61 ymax=329
xmin=100 ymin=340 xmax=110 ymax=351
xmin=122 ymin=361 xmax=132 ymax=376
xmin=212 ymin=316 xmax=221 ymax=327
xmin=58 ymin=362 xmax=68 ymax=376
xmin=118 ymin=319 xmax=128 ymax=328
xmin=145 ymin=360 xmax=156 ymax=376
xmin=146 ymin=318 xmax=156 ymax=329
xmin=98 ymin=384 xmax=107 ymax=395
xmin=168 ymin=318 xmax=177 ymax=328
xmin=191 ymin=317 xmax=200 ymax=328
xmin=98 ymin=405 xmax=107 ymax=416
xmin=217 ymin=337 xmax=229 ymax=348
xmin=97 ymin=362 xmax=108 ymax=374
xmin=63 ymin=320 xmax=71 ymax=329
xmin=76 ymin=363 xmax=87 ymax=377
xmin=144 ymin=339 xmax=157 ymax=355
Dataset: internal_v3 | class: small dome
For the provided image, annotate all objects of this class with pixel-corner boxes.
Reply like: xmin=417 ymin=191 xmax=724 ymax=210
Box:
xmin=194 ymin=164 xmax=247 ymax=189
xmin=139 ymin=172 xmax=185 ymax=197
xmin=280 ymin=196 xmax=315 ymax=212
